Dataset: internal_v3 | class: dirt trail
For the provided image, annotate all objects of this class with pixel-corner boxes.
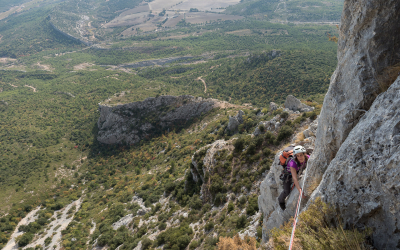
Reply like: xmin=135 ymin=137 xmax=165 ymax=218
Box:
xmin=3 ymin=207 xmax=41 ymax=250
xmin=24 ymin=85 xmax=37 ymax=92
xmin=197 ymin=76 xmax=207 ymax=93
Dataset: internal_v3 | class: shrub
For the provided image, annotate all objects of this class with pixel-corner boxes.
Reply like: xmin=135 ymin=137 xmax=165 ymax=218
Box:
xmin=44 ymin=237 xmax=51 ymax=246
xmin=273 ymin=109 xmax=282 ymax=116
xmin=202 ymin=204 xmax=212 ymax=214
xmin=234 ymin=138 xmax=245 ymax=152
xmin=264 ymin=131 xmax=275 ymax=145
xmin=270 ymin=197 xmax=372 ymax=250
xmin=189 ymin=240 xmax=200 ymax=250
xmin=258 ymin=124 xmax=265 ymax=132
xmin=205 ymin=221 xmax=214 ymax=231
xmin=277 ymin=125 xmax=293 ymax=142
xmin=18 ymin=233 xmax=33 ymax=247
xmin=309 ymin=111 xmax=317 ymax=121
xmin=280 ymin=112 xmax=289 ymax=119
xmin=236 ymin=215 xmax=247 ymax=229
xmin=217 ymin=234 xmax=256 ymax=250
xmin=210 ymin=174 xmax=225 ymax=195
xmin=227 ymin=202 xmax=235 ymax=213
xmin=262 ymin=148 xmax=271 ymax=157
xmin=141 ymin=237 xmax=153 ymax=250
xmin=239 ymin=196 xmax=247 ymax=206
xmin=214 ymin=193 xmax=226 ymax=206
xmin=189 ymin=195 xmax=203 ymax=210
xmin=159 ymin=222 xmax=167 ymax=230
xmin=246 ymin=195 xmax=259 ymax=216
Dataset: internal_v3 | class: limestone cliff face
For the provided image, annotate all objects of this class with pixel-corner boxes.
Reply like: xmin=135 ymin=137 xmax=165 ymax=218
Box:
xmin=307 ymin=0 xmax=400 ymax=180
xmin=97 ymin=95 xmax=218 ymax=144
xmin=306 ymin=1 xmax=400 ymax=248
xmin=258 ymin=0 xmax=400 ymax=248
xmin=311 ymin=76 xmax=400 ymax=249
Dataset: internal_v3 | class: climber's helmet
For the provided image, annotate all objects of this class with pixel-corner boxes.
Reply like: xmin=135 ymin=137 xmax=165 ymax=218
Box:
xmin=293 ymin=145 xmax=306 ymax=156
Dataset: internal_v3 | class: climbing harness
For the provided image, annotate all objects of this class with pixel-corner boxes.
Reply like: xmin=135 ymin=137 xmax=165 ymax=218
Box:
xmin=288 ymin=161 xmax=310 ymax=250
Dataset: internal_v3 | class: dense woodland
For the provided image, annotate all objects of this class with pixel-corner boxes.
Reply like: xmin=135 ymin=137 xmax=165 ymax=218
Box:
xmin=0 ymin=1 xmax=340 ymax=249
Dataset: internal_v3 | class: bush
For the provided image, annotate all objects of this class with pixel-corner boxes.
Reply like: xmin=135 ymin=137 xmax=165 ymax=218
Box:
xmin=236 ymin=215 xmax=247 ymax=229
xmin=280 ymin=112 xmax=289 ymax=119
xmin=159 ymin=222 xmax=167 ymax=230
xmin=277 ymin=125 xmax=293 ymax=142
xmin=227 ymin=202 xmax=235 ymax=213
xmin=262 ymin=148 xmax=271 ymax=157
xmin=202 ymin=204 xmax=212 ymax=214
xmin=309 ymin=111 xmax=317 ymax=120
xmin=259 ymin=124 xmax=265 ymax=132
xmin=44 ymin=237 xmax=51 ymax=246
xmin=239 ymin=196 xmax=247 ymax=206
xmin=214 ymin=193 xmax=226 ymax=206
xmin=205 ymin=221 xmax=214 ymax=231
xmin=234 ymin=137 xmax=246 ymax=152
xmin=210 ymin=174 xmax=225 ymax=195
xmin=189 ymin=240 xmax=200 ymax=250
xmin=141 ymin=237 xmax=153 ymax=250
xmin=246 ymin=195 xmax=259 ymax=216
xmin=270 ymin=197 xmax=372 ymax=250
xmin=18 ymin=233 xmax=33 ymax=247
xmin=189 ymin=195 xmax=202 ymax=210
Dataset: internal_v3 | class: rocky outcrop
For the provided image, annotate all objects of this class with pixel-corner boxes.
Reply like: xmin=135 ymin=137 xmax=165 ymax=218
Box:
xmin=258 ymin=0 xmax=400 ymax=248
xmin=284 ymin=95 xmax=314 ymax=112
xmin=226 ymin=110 xmax=244 ymax=132
xmin=269 ymin=102 xmax=278 ymax=112
xmin=253 ymin=115 xmax=283 ymax=136
xmin=310 ymin=76 xmax=400 ymax=249
xmin=306 ymin=0 xmax=400 ymax=180
xmin=97 ymin=95 xmax=218 ymax=145
xmin=191 ymin=139 xmax=235 ymax=202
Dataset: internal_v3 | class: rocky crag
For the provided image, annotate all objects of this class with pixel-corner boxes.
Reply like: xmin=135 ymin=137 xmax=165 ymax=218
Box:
xmin=97 ymin=95 xmax=223 ymax=145
xmin=258 ymin=0 xmax=400 ymax=249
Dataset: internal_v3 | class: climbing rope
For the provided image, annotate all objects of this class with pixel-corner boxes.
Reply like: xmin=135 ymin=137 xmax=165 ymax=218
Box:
xmin=288 ymin=164 xmax=310 ymax=250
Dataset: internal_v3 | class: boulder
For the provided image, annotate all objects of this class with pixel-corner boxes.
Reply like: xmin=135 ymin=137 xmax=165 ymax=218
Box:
xmin=284 ymin=95 xmax=314 ymax=112
xmin=226 ymin=110 xmax=245 ymax=132
xmin=269 ymin=102 xmax=278 ymax=111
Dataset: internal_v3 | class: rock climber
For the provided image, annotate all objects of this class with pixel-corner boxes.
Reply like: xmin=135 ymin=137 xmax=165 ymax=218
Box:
xmin=278 ymin=145 xmax=309 ymax=211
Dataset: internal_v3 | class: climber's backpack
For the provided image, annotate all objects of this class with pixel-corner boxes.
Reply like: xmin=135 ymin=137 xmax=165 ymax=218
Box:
xmin=279 ymin=145 xmax=295 ymax=169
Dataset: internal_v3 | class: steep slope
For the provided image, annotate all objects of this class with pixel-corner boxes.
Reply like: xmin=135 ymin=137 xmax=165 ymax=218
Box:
xmin=258 ymin=0 xmax=400 ymax=249
xmin=312 ymin=74 xmax=400 ymax=249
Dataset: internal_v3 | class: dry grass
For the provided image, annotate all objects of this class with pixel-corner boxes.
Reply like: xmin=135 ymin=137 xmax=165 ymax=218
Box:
xmin=217 ymin=234 xmax=257 ymax=250
xmin=377 ymin=63 xmax=400 ymax=93
xmin=270 ymin=198 xmax=372 ymax=250
xmin=306 ymin=176 xmax=322 ymax=195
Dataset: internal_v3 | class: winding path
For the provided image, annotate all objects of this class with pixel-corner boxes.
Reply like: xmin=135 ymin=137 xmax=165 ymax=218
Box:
xmin=197 ymin=76 xmax=207 ymax=93
xmin=24 ymin=85 xmax=37 ymax=92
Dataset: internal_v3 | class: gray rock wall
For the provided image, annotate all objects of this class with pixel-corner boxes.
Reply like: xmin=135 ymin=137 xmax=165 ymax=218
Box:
xmin=97 ymin=95 xmax=216 ymax=144
xmin=307 ymin=0 xmax=400 ymax=180
xmin=311 ymin=76 xmax=400 ymax=249
xmin=259 ymin=1 xmax=400 ymax=247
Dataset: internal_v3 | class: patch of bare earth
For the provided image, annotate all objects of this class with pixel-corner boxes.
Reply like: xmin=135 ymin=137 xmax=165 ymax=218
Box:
xmin=0 ymin=58 xmax=16 ymax=64
xmin=73 ymin=63 xmax=95 ymax=71
xmin=34 ymin=62 xmax=53 ymax=71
